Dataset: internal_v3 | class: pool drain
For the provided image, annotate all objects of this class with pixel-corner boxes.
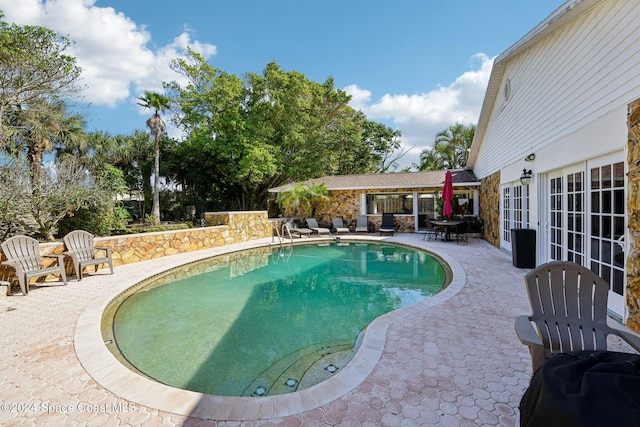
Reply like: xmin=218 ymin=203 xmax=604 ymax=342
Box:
xmin=285 ymin=378 xmax=298 ymax=387
xmin=252 ymin=386 xmax=267 ymax=396
xmin=325 ymin=364 xmax=338 ymax=373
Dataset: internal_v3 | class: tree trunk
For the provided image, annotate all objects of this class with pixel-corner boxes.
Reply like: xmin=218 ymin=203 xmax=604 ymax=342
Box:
xmin=146 ymin=113 xmax=165 ymax=225
xmin=28 ymin=144 xmax=44 ymax=187
xmin=152 ymin=136 xmax=160 ymax=224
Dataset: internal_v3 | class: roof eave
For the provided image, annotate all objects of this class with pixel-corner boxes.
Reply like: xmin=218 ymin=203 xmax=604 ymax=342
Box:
xmin=269 ymin=182 xmax=481 ymax=193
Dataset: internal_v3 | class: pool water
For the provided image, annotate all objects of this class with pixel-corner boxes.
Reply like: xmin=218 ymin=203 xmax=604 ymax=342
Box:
xmin=107 ymin=242 xmax=447 ymax=397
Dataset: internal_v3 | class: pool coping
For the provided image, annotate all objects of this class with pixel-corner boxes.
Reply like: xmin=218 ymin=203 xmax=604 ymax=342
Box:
xmin=74 ymin=237 xmax=466 ymax=421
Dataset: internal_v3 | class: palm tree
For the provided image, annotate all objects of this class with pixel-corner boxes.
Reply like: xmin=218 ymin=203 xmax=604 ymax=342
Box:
xmin=434 ymin=123 xmax=476 ymax=168
xmin=418 ymin=123 xmax=476 ymax=170
xmin=137 ymin=91 xmax=170 ymax=224
xmin=3 ymin=99 xmax=85 ymax=186
xmin=276 ymin=182 xmax=329 ymax=218
xmin=417 ymin=147 xmax=444 ymax=171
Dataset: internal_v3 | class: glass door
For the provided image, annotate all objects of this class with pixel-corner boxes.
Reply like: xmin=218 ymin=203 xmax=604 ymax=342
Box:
xmin=548 ymin=173 xmax=563 ymax=261
xmin=544 ymin=167 xmax=585 ymax=264
xmin=588 ymin=160 xmax=625 ymax=317
xmin=566 ymin=170 xmax=585 ymax=265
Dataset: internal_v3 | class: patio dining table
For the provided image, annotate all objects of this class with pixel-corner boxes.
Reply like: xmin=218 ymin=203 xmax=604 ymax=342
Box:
xmin=429 ymin=220 xmax=465 ymax=242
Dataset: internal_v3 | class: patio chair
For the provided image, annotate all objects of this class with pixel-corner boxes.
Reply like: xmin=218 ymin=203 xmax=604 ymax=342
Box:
xmin=453 ymin=220 xmax=468 ymax=244
xmin=428 ymin=218 xmax=446 ymax=241
xmin=305 ymin=218 xmax=331 ymax=235
xmin=379 ymin=213 xmax=395 ymax=235
xmin=515 ymin=261 xmax=640 ymax=373
xmin=63 ymin=230 xmax=114 ymax=280
xmin=1 ymin=235 xmax=67 ymax=295
xmin=332 ymin=218 xmax=350 ymax=234
xmin=422 ymin=219 xmax=438 ymax=241
xmin=282 ymin=218 xmax=312 ymax=238
xmin=355 ymin=215 xmax=368 ymax=233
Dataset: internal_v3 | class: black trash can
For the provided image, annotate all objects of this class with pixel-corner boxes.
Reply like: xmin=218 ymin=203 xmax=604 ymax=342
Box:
xmin=511 ymin=228 xmax=536 ymax=268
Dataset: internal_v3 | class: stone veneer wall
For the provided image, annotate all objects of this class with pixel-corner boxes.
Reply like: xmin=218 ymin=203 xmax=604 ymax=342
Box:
xmin=287 ymin=186 xmax=478 ymax=234
xmin=0 ymin=211 xmax=272 ymax=283
xmin=478 ymin=172 xmax=501 ymax=248
xmin=279 ymin=188 xmax=417 ymax=232
xmin=317 ymin=189 xmax=417 ymax=232
xmin=626 ymin=99 xmax=640 ymax=332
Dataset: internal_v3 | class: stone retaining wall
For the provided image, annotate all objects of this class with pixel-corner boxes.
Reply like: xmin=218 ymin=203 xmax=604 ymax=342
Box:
xmin=0 ymin=211 xmax=272 ymax=285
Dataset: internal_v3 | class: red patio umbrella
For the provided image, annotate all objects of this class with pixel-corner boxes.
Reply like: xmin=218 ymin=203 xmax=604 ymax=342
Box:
xmin=442 ymin=170 xmax=454 ymax=219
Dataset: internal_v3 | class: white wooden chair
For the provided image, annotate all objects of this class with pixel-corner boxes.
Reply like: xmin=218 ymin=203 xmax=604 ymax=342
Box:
xmin=515 ymin=261 xmax=640 ymax=373
xmin=1 ymin=235 xmax=67 ymax=295
xmin=63 ymin=230 xmax=114 ymax=280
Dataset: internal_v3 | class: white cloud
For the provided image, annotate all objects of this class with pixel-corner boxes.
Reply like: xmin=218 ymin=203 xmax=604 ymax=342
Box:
xmin=343 ymin=84 xmax=372 ymax=112
xmin=345 ymin=54 xmax=494 ymax=169
xmin=1 ymin=1 xmax=493 ymax=170
xmin=0 ymin=0 xmax=217 ymax=107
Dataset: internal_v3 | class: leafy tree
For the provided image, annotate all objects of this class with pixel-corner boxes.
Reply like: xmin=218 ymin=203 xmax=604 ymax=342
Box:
xmin=276 ymin=182 xmax=329 ymax=218
xmin=106 ymin=130 xmax=155 ymax=219
xmin=0 ymin=14 xmax=82 ymax=154
xmin=417 ymin=147 xmax=444 ymax=171
xmin=21 ymin=157 xmax=114 ymax=241
xmin=57 ymin=164 xmax=129 ymax=237
xmin=0 ymin=155 xmax=30 ymax=240
xmin=360 ymin=118 xmax=405 ymax=173
xmin=418 ymin=123 xmax=476 ymax=170
xmin=4 ymin=99 xmax=85 ymax=184
xmin=137 ymin=91 xmax=170 ymax=224
xmin=165 ymin=52 xmax=403 ymax=211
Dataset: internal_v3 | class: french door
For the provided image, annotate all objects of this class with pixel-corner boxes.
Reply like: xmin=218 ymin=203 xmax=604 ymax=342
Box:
xmin=589 ymin=159 xmax=625 ymax=317
xmin=543 ymin=156 xmax=625 ymax=318
xmin=500 ymin=183 xmax=528 ymax=251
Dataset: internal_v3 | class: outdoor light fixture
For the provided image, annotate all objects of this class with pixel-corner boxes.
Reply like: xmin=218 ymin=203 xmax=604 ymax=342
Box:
xmin=524 ymin=153 xmax=536 ymax=162
xmin=520 ymin=169 xmax=533 ymax=186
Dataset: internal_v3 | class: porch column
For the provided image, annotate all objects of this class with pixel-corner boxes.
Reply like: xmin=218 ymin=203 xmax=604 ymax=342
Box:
xmin=626 ymin=98 xmax=640 ymax=332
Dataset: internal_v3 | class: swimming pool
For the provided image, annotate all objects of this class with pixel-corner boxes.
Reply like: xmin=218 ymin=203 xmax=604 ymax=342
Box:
xmin=102 ymin=242 xmax=448 ymax=397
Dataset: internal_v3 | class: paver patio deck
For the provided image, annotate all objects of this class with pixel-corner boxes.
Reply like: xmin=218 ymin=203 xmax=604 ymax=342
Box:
xmin=0 ymin=233 xmax=635 ymax=426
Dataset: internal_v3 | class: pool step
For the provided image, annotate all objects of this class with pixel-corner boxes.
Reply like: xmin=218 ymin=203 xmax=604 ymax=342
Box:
xmin=242 ymin=340 xmax=355 ymax=397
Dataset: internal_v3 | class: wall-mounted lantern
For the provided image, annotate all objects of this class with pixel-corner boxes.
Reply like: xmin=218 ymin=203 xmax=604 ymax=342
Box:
xmin=520 ymin=169 xmax=533 ymax=186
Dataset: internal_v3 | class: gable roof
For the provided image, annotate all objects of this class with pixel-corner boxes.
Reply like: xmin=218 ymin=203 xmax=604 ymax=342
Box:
xmin=467 ymin=0 xmax=601 ymax=169
xmin=269 ymin=169 xmax=479 ymax=193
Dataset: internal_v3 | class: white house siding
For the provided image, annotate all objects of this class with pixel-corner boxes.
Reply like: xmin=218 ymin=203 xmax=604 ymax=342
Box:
xmin=470 ymin=0 xmax=640 ymax=320
xmin=472 ymin=0 xmax=640 ymax=180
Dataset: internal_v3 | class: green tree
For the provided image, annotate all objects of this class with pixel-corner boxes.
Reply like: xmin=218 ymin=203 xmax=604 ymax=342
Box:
xmin=276 ymin=182 xmax=329 ymax=218
xmin=0 ymin=14 xmax=82 ymax=153
xmin=166 ymin=52 xmax=249 ymax=209
xmin=107 ymin=130 xmax=155 ymax=218
xmin=165 ymin=52 xmax=403 ymax=211
xmin=0 ymin=155 xmax=30 ymax=240
xmin=57 ymin=164 xmax=129 ymax=237
xmin=137 ymin=91 xmax=170 ymax=224
xmin=23 ymin=157 xmax=114 ymax=241
xmin=4 ymin=100 xmax=86 ymax=184
xmin=417 ymin=147 xmax=445 ymax=171
xmin=418 ymin=123 xmax=476 ymax=171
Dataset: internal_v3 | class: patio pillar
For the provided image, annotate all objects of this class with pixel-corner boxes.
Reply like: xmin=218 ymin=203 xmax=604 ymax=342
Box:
xmin=626 ymin=98 xmax=640 ymax=333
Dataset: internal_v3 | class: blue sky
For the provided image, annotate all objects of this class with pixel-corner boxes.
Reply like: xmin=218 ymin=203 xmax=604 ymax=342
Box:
xmin=0 ymin=0 xmax=563 ymax=169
